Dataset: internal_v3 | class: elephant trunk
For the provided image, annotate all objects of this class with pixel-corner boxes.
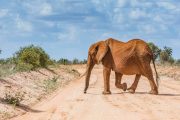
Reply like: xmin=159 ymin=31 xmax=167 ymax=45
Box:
xmin=84 ymin=56 xmax=95 ymax=94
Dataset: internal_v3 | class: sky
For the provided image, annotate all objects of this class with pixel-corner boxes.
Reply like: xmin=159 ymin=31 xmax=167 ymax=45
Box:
xmin=0 ymin=0 xmax=180 ymax=60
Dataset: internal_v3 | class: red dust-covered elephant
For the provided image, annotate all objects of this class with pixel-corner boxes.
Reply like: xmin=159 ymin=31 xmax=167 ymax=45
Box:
xmin=84 ymin=38 xmax=159 ymax=95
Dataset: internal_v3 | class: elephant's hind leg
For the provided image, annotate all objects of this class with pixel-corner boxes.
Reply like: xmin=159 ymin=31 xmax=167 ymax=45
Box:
xmin=146 ymin=73 xmax=158 ymax=95
xmin=127 ymin=74 xmax=141 ymax=94
xmin=144 ymin=65 xmax=158 ymax=95
xmin=115 ymin=72 xmax=127 ymax=91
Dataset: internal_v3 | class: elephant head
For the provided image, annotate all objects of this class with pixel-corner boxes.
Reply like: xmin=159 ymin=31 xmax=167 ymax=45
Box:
xmin=84 ymin=41 xmax=109 ymax=93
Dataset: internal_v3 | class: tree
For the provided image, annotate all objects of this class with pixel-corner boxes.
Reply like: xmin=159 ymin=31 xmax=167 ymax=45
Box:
xmin=160 ymin=46 xmax=173 ymax=64
xmin=81 ymin=59 xmax=87 ymax=64
xmin=57 ymin=58 xmax=71 ymax=65
xmin=72 ymin=58 xmax=79 ymax=64
xmin=163 ymin=46 xmax=172 ymax=56
xmin=148 ymin=42 xmax=161 ymax=60
xmin=168 ymin=57 xmax=175 ymax=64
xmin=14 ymin=45 xmax=51 ymax=70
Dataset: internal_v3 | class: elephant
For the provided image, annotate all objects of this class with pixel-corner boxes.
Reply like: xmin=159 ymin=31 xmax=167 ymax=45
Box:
xmin=84 ymin=38 xmax=159 ymax=95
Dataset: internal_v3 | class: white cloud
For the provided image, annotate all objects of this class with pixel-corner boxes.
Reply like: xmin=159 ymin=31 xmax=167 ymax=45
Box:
xmin=91 ymin=0 xmax=112 ymax=13
xmin=57 ymin=26 xmax=79 ymax=43
xmin=112 ymin=4 xmax=125 ymax=24
xmin=117 ymin=0 xmax=126 ymax=7
xmin=153 ymin=15 xmax=164 ymax=23
xmin=39 ymin=3 xmax=52 ymax=16
xmin=129 ymin=8 xmax=147 ymax=19
xmin=140 ymin=25 xmax=156 ymax=34
xmin=159 ymin=24 xmax=167 ymax=31
xmin=91 ymin=0 xmax=101 ymax=5
xmin=100 ymin=32 xmax=114 ymax=40
xmin=24 ymin=2 xmax=53 ymax=16
xmin=0 ymin=9 xmax=9 ymax=18
xmin=113 ymin=13 xmax=124 ymax=24
xmin=15 ymin=16 xmax=33 ymax=32
xmin=43 ymin=21 xmax=55 ymax=27
xmin=84 ymin=16 xmax=99 ymax=22
xmin=157 ymin=2 xmax=177 ymax=10
xmin=130 ymin=0 xmax=139 ymax=7
xmin=130 ymin=0 xmax=153 ymax=8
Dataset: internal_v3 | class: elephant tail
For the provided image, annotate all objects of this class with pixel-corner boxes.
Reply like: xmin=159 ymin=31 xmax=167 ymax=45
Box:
xmin=152 ymin=57 xmax=159 ymax=88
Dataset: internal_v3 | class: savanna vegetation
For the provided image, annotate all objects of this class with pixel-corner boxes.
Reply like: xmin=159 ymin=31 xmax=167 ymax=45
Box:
xmin=0 ymin=45 xmax=86 ymax=77
xmin=0 ymin=42 xmax=179 ymax=77
xmin=0 ymin=45 xmax=82 ymax=119
xmin=148 ymin=42 xmax=179 ymax=65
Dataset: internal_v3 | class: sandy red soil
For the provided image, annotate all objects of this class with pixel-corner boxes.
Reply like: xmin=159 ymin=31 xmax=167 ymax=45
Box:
xmin=10 ymin=65 xmax=180 ymax=120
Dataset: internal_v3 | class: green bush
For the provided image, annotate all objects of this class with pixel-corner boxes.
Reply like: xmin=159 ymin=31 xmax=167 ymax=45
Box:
xmin=160 ymin=46 xmax=173 ymax=64
xmin=14 ymin=45 xmax=51 ymax=71
xmin=160 ymin=51 xmax=169 ymax=63
xmin=43 ymin=77 xmax=59 ymax=93
xmin=0 ymin=64 xmax=16 ymax=77
xmin=72 ymin=58 xmax=79 ymax=64
xmin=57 ymin=58 xmax=71 ymax=65
xmin=168 ymin=57 xmax=175 ymax=64
xmin=57 ymin=58 xmax=87 ymax=65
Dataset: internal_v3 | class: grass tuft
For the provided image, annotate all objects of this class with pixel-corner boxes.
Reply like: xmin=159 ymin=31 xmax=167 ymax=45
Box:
xmin=43 ymin=77 xmax=59 ymax=93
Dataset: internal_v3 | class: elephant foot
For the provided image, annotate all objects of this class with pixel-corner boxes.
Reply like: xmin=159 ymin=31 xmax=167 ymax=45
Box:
xmin=122 ymin=83 xmax=127 ymax=91
xmin=127 ymin=87 xmax=135 ymax=94
xmin=102 ymin=90 xmax=111 ymax=95
xmin=148 ymin=89 xmax=158 ymax=95
xmin=115 ymin=83 xmax=127 ymax=91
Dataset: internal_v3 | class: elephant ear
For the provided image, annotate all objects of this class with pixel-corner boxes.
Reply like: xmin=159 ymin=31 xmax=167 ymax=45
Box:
xmin=95 ymin=41 xmax=109 ymax=64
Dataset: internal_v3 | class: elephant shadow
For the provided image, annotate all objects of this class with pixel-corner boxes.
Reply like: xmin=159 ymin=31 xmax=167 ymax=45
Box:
xmin=86 ymin=92 xmax=180 ymax=96
xmin=135 ymin=92 xmax=180 ymax=96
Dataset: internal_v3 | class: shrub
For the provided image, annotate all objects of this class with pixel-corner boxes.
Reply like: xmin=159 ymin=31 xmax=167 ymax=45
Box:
xmin=160 ymin=51 xmax=169 ymax=63
xmin=175 ymin=59 xmax=180 ymax=65
xmin=72 ymin=58 xmax=79 ymax=64
xmin=43 ymin=77 xmax=59 ymax=93
xmin=0 ymin=57 xmax=16 ymax=65
xmin=3 ymin=90 xmax=25 ymax=106
xmin=14 ymin=45 xmax=51 ymax=71
xmin=80 ymin=59 xmax=87 ymax=64
xmin=0 ymin=64 xmax=16 ymax=77
xmin=160 ymin=46 xmax=173 ymax=64
xmin=168 ymin=57 xmax=175 ymax=64
xmin=57 ymin=58 xmax=71 ymax=65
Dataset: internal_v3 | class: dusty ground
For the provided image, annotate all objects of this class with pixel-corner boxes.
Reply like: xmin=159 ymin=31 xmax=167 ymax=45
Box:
xmin=8 ymin=64 xmax=180 ymax=120
xmin=0 ymin=65 xmax=80 ymax=119
xmin=157 ymin=64 xmax=180 ymax=81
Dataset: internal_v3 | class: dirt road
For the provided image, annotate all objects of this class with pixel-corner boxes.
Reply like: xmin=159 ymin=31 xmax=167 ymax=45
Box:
xmin=11 ymin=66 xmax=180 ymax=120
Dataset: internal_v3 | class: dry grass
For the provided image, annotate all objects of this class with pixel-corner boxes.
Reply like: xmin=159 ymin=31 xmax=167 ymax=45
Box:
xmin=0 ymin=64 xmax=16 ymax=77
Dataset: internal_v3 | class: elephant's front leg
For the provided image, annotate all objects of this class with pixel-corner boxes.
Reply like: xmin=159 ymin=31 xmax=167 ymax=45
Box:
xmin=115 ymin=72 xmax=127 ymax=91
xmin=102 ymin=66 xmax=111 ymax=94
